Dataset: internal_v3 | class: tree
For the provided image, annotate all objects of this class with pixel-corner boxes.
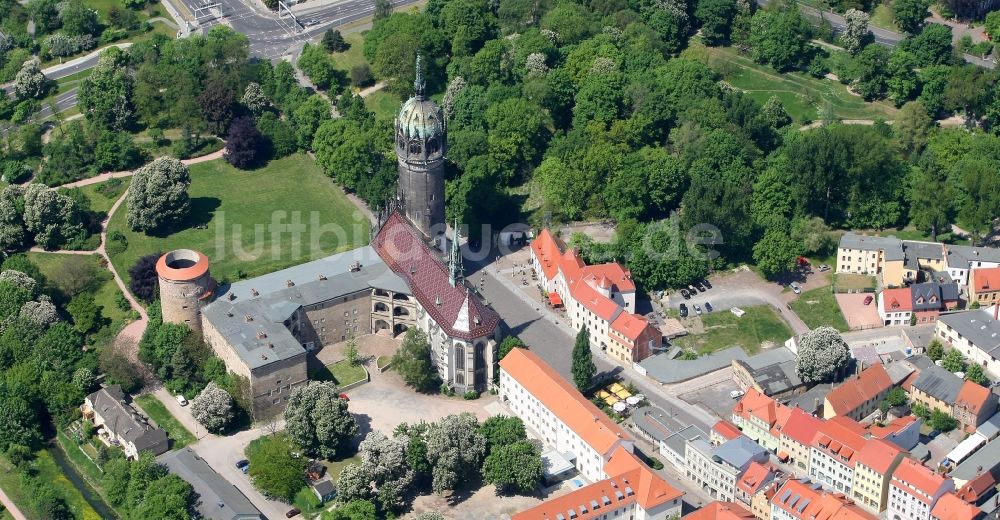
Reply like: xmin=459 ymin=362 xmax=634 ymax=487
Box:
xmin=854 ymin=44 xmax=891 ymax=100
xmin=796 ymin=326 xmax=850 ymax=384
xmin=956 ymin=158 xmax=1000 ymax=245
xmin=425 ymin=413 xmax=487 ymax=494
xmin=130 ymin=474 xmax=194 ymax=519
xmin=482 ymin=440 xmax=542 ymax=494
xmin=941 ymin=349 xmax=967 ymax=372
xmin=190 ymin=382 xmax=234 ymax=433
xmin=753 ymin=225 xmax=800 ymax=279
xmin=59 ymin=0 xmax=99 ymax=36
xmin=929 ymin=409 xmax=957 ymax=432
xmin=344 ymin=337 xmax=360 ymax=366
xmin=323 ymin=500 xmax=377 ymax=520
xmin=966 ymin=363 xmax=989 ymax=385
xmin=479 ymin=415 xmax=527 ymax=453
xmin=298 ymin=43 xmax=342 ymax=91
xmin=350 ymin=64 xmax=374 ymax=87
xmin=241 ymin=82 xmax=270 ymax=119
xmin=695 ymin=0 xmax=736 ymax=45
xmin=13 ymin=58 xmax=48 ymax=102
xmin=883 ymin=387 xmax=908 ymax=409
xmin=246 ymin=434 xmax=308 ymax=503
xmin=23 ymin=184 xmax=84 ymax=250
xmin=842 ymin=9 xmax=871 ymax=54
xmin=909 ymin=166 xmax=953 ymax=242
xmin=20 ymin=296 xmax=59 ymax=327
xmin=126 ymin=157 xmax=191 ymax=233
xmin=748 ymin=7 xmax=812 ymax=71
xmin=225 ymin=117 xmax=267 ymax=169
xmin=257 ymin=112 xmax=297 ymax=158
xmin=894 ymin=0 xmax=929 ymax=34
xmin=902 ymin=24 xmax=953 ymax=66
xmin=338 ymin=430 xmax=414 ymax=512
xmin=927 ymin=339 xmax=944 ymax=361
xmin=497 ymin=336 xmax=525 ymax=361
xmin=572 ymin=328 xmax=596 ymax=391
xmin=323 ymin=29 xmax=349 ymax=52
xmin=392 ymin=329 xmax=441 ymax=392
xmin=761 ymin=96 xmax=792 ymax=128
xmin=129 ymin=253 xmax=162 ymax=303
xmin=78 ymin=47 xmax=134 ymax=131
xmin=374 ymin=0 xmax=393 ymax=20
xmin=198 ymin=80 xmax=236 ymax=136
xmin=284 ymin=381 xmax=358 ymax=459
xmin=894 ymin=101 xmax=933 ymax=159
xmin=987 ymin=11 xmax=1000 ymax=41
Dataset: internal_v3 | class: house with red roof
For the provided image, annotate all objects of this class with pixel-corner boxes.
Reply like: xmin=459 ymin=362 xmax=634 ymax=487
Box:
xmin=731 ymin=389 xmax=793 ymax=452
xmin=770 ymin=479 xmax=878 ymax=520
xmin=931 ymin=492 xmax=985 ymax=520
xmin=879 ymin=287 xmax=914 ymax=326
xmin=953 ymin=380 xmax=1000 ymax=433
xmin=503 ymin=349 xmax=683 ymax=520
xmin=779 ymin=408 xmax=824 ymax=472
xmin=712 ymin=420 xmax=743 ymax=445
xmin=683 ymin=502 xmax=756 ymax=520
xmin=529 ymin=228 xmax=660 ymax=363
xmin=823 ymin=364 xmax=893 ymax=422
xmin=735 ymin=462 xmax=778 ymax=506
xmin=851 ymin=439 xmax=905 ymax=512
xmin=808 ymin=417 xmax=869 ymax=496
xmin=970 ymin=267 xmax=1000 ymax=308
xmin=887 ymin=458 xmax=955 ymax=520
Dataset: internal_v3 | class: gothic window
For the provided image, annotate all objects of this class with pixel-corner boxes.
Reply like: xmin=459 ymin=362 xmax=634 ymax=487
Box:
xmin=427 ymin=137 xmax=439 ymax=154
xmin=455 ymin=343 xmax=466 ymax=371
xmin=409 ymin=140 xmax=422 ymax=154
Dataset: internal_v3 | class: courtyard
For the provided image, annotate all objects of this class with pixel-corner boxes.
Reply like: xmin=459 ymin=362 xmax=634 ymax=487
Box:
xmin=836 ymin=293 xmax=884 ymax=330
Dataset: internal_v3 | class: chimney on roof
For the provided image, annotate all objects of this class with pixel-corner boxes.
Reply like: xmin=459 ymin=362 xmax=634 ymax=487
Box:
xmin=319 ymin=274 xmax=327 ymax=281
xmin=228 ymin=293 xmax=236 ymax=301
xmin=257 ymin=331 xmax=267 ymax=339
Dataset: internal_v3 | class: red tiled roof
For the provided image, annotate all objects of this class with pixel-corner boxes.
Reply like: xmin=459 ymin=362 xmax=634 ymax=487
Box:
xmin=956 ymin=472 xmax=994 ymax=504
xmin=500 ymin=348 xmax=631 ymax=454
xmin=714 ymin=421 xmax=742 ymax=441
xmin=955 ymin=380 xmax=993 ymax=415
xmin=771 ymin=480 xmax=877 ymax=520
xmin=682 ymin=502 xmax=755 ymax=520
xmin=531 ymin=229 xmax=561 ymax=281
xmin=736 ymin=462 xmax=774 ymax=496
xmin=569 ymin=273 xmax=621 ymax=321
xmin=373 ymin=212 xmax=498 ymax=340
xmin=733 ymin=388 xmax=782 ymax=427
xmin=881 ymin=288 xmax=913 ymax=313
xmin=812 ymin=417 xmax=867 ymax=468
xmin=583 ymin=264 xmax=636 ymax=293
xmin=973 ymin=267 xmax=1000 ymax=293
xmin=931 ymin=492 xmax=983 ymax=520
xmin=825 ymin=364 xmax=893 ymax=416
xmin=868 ymin=415 xmax=918 ymax=439
xmin=780 ymin=408 xmax=823 ymax=446
xmin=610 ymin=312 xmax=653 ymax=342
xmin=891 ymin=458 xmax=951 ymax=504
xmin=854 ymin=439 xmax=902 ymax=474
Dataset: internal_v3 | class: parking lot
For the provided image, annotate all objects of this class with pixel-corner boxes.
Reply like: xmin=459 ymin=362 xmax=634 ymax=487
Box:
xmin=836 ymin=293 xmax=883 ymax=330
xmin=678 ymin=377 xmax=743 ymax=421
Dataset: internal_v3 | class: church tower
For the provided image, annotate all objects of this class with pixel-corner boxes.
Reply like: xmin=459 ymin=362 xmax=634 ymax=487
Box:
xmin=395 ymin=54 xmax=446 ymax=239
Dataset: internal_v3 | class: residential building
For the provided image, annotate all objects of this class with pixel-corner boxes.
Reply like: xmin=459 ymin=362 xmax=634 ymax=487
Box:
xmin=731 ymin=389 xmax=792 ymax=452
xmin=81 ymin=385 xmax=168 ymax=459
xmin=910 ymin=282 xmax=960 ymax=325
xmin=954 ymin=473 xmax=999 ymax=515
xmin=931 ymin=492 xmax=985 ymax=520
xmin=778 ymin=408 xmax=822 ymax=472
xmin=735 ymin=462 xmax=777 ymax=506
xmin=808 ymin=416 xmax=868 ymax=495
xmin=683 ymin=502 xmax=756 ymax=520
xmin=160 ymin=448 xmax=263 ymax=520
xmin=837 ymin=233 xmax=1000 ymax=288
xmin=752 ymin=481 xmax=779 ymax=520
xmin=499 ymin=348 xmax=634 ymax=482
xmin=513 ymin=446 xmax=683 ymax=520
xmin=713 ymin=421 xmax=743 ymax=446
xmin=851 ymin=439 xmax=905 ymax=512
xmin=770 ymin=479 xmax=878 ymax=520
xmin=823 ymin=364 xmax=893 ymax=421
xmin=946 ymin=246 xmax=1000 ymax=287
xmin=530 ymin=229 xmax=660 ymax=363
xmin=903 ymin=360 xmax=997 ymax=431
xmin=936 ymin=307 xmax=1000 ymax=380
xmin=730 ymin=348 xmax=805 ymax=399
xmin=867 ymin=415 xmax=921 ymax=451
xmin=837 ymin=233 xmax=905 ymax=282
xmin=686 ymin=436 xmax=769 ymax=502
xmin=662 ymin=425 xmax=710 ymax=470
xmin=970 ymin=267 xmax=1000 ymax=307
xmin=879 ymin=287 xmax=914 ymax=326
xmin=954 ymin=380 xmax=999 ymax=432
xmin=887 ymin=458 xmax=954 ymax=520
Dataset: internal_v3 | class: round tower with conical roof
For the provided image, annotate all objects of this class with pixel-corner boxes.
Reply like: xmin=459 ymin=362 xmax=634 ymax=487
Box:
xmin=395 ymin=54 xmax=446 ymax=239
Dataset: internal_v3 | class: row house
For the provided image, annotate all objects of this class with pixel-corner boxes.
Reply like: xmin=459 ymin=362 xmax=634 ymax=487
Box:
xmin=937 ymin=307 xmax=1000 ymax=380
xmin=823 ymin=364 xmax=893 ymax=421
xmin=970 ymin=267 xmax=1000 ymax=307
xmin=851 ymin=439 xmax=905 ymax=512
xmin=931 ymin=492 xmax=985 ymax=520
xmin=682 ymin=502 xmax=756 ymax=520
xmin=770 ymin=479 xmax=877 ymax=520
xmin=808 ymin=417 xmax=869 ymax=496
xmin=735 ymin=462 xmax=778 ymax=507
xmin=731 ymin=389 xmax=791 ymax=452
xmin=887 ymin=458 xmax=955 ymax=520
xmin=903 ymin=360 xmax=998 ymax=432
xmin=836 ymin=232 xmax=1000 ymax=288
xmin=685 ymin=435 xmax=769 ymax=502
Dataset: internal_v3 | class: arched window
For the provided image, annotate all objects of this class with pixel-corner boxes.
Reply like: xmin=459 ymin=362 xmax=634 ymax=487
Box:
xmin=427 ymin=137 xmax=439 ymax=154
xmin=455 ymin=343 xmax=465 ymax=372
xmin=374 ymin=302 xmax=389 ymax=313
xmin=408 ymin=140 xmax=422 ymax=154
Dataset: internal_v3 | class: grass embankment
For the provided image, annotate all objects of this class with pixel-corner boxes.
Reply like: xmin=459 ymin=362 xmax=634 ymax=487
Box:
xmin=675 ymin=304 xmax=794 ymax=355
xmin=0 ymin=449 xmax=102 ymax=520
xmin=134 ymin=394 xmax=196 ymax=448
xmin=311 ymin=360 xmax=368 ymax=386
xmin=790 ymin=287 xmax=851 ymax=332
xmin=105 ymin=153 xmax=369 ymax=285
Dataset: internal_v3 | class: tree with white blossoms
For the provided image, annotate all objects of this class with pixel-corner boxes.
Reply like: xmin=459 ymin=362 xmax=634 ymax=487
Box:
xmin=761 ymin=96 xmax=792 ymax=128
xmin=190 ymin=382 xmax=234 ymax=433
xmin=426 ymin=413 xmax=487 ymax=495
xmin=795 ymin=326 xmax=851 ymax=383
xmin=414 ymin=513 xmax=445 ymax=520
xmin=13 ymin=58 xmax=48 ymax=101
xmin=0 ymin=270 xmax=37 ymax=295
xmin=126 ymin=157 xmax=191 ymax=233
xmin=842 ymin=9 xmax=871 ymax=54
xmin=441 ymin=76 xmax=466 ymax=119
xmin=524 ymin=52 xmax=548 ymax=77
xmin=336 ymin=430 xmax=414 ymax=513
xmin=284 ymin=381 xmax=358 ymax=459
xmin=23 ymin=184 xmax=85 ymax=250
xmin=241 ymin=82 xmax=270 ymax=119
xmin=19 ymin=296 xmax=60 ymax=327
xmin=72 ymin=367 xmax=95 ymax=393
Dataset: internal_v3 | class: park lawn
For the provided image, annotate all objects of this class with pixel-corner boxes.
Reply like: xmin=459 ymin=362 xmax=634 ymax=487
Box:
xmin=67 ymin=177 xmax=131 ymax=214
xmin=685 ymin=40 xmax=899 ymax=123
xmin=790 ymin=287 xmax=850 ymax=332
xmin=105 ymin=153 xmax=369 ymax=286
xmin=365 ymin=90 xmax=402 ymax=121
xmin=311 ymin=360 xmax=367 ymax=386
xmin=26 ymin=252 xmax=131 ymax=329
xmin=293 ymin=487 xmax=324 ymax=517
xmin=322 ymin=453 xmax=361 ymax=482
xmin=330 ymin=33 xmax=367 ymax=72
xmin=674 ymin=305 xmax=793 ymax=355
xmin=134 ymin=394 xmax=196 ymax=449
xmin=869 ymin=4 xmax=900 ymax=31
xmin=0 ymin=449 xmax=102 ymax=520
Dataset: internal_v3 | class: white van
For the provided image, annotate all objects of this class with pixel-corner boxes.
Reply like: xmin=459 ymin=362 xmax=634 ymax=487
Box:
xmin=730 ymin=390 xmax=745 ymax=399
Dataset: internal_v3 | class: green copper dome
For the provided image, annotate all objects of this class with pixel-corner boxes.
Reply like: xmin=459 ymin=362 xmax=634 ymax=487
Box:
xmin=397 ymin=97 xmax=444 ymax=139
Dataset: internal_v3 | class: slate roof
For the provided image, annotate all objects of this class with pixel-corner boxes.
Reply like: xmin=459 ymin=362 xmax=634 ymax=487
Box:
xmin=839 ymin=233 xmax=903 ymax=260
xmin=946 ymin=245 xmax=1000 ymax=269
xmin=952 ymin=436 xmax=1000 ymax=482
xmin=641 ymin=346 xmax=748 ymax=384
xmin=938 ymin=309 xmax=1000 ymax=358
xmin=664 ymin=425 xmax=709 ymax=457
xmin=632 ymin=405 xmax=678 ymax=443
xmin=908 ymin=363 xmax=965 ymax=403
xmin=160 ymin=448 xmax=262 ymax=520
xmin=713 ymin=436 xmax=769 ymax=471
xmin=86 ymin=385 xmax=168 ymax=455
xmin=788 ymin=384 xmax=833 ymax=414
xmin=911 ymin=282 xmax=946 ymax=312
xmin=373 ymin=211 xmax=499 ymax=340
xmin=202 ymin=245 xmax=410 ymax=370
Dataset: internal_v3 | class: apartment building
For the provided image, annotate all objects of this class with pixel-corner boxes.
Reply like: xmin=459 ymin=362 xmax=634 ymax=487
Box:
xmin=731 ymin=389 xmax=792 ymax=452
xmin=904 ymin=361 xmax=998 ymax=431
xmin=823 ymin=364 xmax=893 ymax=421
xmin=686 ymin=436 xmax=769 ymax=502
xmin=770 ymin=479 xmax=877 ymax=520
xmin=931 ymin=492 xmax=985 ymax=520
xmin=837 ymin=233 xmax=1000 ymax=288
xmin=970 ymin=267 xmax=1000 ymax=307
xmin=887 ymin=458 xmax=955 ymax=520
xmin=808 ymin=417 xmax=868 ymax=495
xmin=937 ymin=307 xmax=1000 ymax=380
xmin=735 ymin=462 xmax=777 ymax=506
xmin=778 ymin=408 xmax=822 ymax=473
xmin=851 ymin=439 xmax=905 ymax=512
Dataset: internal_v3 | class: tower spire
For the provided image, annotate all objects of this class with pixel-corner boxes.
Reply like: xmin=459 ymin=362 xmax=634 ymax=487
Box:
xmin=413 ymin=52 xmax=425 ymax=100
xmin=449 ymin=218 xmax=464 ymax=287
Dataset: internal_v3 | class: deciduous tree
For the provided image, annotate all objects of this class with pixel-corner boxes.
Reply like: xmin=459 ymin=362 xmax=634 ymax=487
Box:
xmin=894 ymin=0 xmax=929 ymax=34
xmin=191 ymin=382 xmax=234 ymax=433
xmin=482 ymin=440 xmax=542 ymax=494
xmin=695 ymin=0 xmax=737 ymax=44
xmin=129 ymin=253 xmax=162 ymax=303
xmin=246 ymin=434 xmax=308 ymax=503
xmin=225 ymin=117 xmax=267 ymax=169
xmin=425 ymin=413 xmax=486 ymax=495
xmin=284 ymin=381 xmax=359 ymax=459
xmin=126 ymin=157 xmax=191 ymax=233
xmin=795 ymin=326 xmax=850 ymax=383
xmin=841 ymin=9 xmax=871 ymax=54
xmin=13 ymin=58 xmax=48 ymax=101
xmin=392 ymin=329 xmax=441 ymax=392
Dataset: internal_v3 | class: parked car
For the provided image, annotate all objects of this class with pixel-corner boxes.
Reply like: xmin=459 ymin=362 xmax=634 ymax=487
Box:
xmin=730 ymin=390 xmax=745 ymax=399
xmin=680 ymin=289 xmax=690 ymax=299
xmin=338 ymin=393 xmax=350 ymax=401
xmin=790 ymin=282 xmax=801 ymax=294
xmin=286 ymin=508 xmax=301 ymax=518
xmin=176 ymin=395 xmax=188 ymax=406
xmin=704 ymin=302 xmax=713 ymax=312
xmin=863 ymin=294 xmax=873 ymax=305
xmin=695 ymin=283 xmax=706 ymax=293
xmin=818 ymin=264 xmax=831 ymax=272
xmin=688 ymin=285 xmax=699 ymax=294
xmin=679 ymin=304 xmax=688 ymax=317
xmin=694 ymin=304 xmax=702 ymax=315
xmin=241 ymin=465 xmax=250 ymax=474
xmin=702 ymin=279 xmax=712 ymax=289
xmin=235 ymin=459 xmax=249 ymax=469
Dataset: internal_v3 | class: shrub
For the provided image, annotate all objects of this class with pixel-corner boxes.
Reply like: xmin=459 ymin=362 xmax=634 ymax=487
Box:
xmin=463 ymin=390 xmax=480 ymax=400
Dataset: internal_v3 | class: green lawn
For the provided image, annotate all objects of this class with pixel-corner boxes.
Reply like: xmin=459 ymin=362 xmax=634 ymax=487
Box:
xmin=790 ymin=287 xmax=850 ymax=331
xmin=134 ymin=394 xmax=196 ymax=448
xmin=311 ymin=360 xmax=367 ymax=386
xmin=322 ymin=453 xmax=361 ymax=482
xmin=375 ymin=355 xmax=392 ymax=370
xmin=674 ymin=305 xmax=793 ymax=355
xmin=105 ymin=153 xmax=369 ymax=286
xmin=869 ymin=4 xmax=900 ymax=31
xmin=0 ymin=449 xmax=103 ymax=520
xmin=26 ymin=252 xmax=131 ymax=331
xmin=65 ymin=177 xmax=130 ymax=214
xmin=365 ymin=90 xmax=402 ymax=121
xmin=293 ymin=486 xmax=324 ymax=517
xmin=330 ymin=33 xmax=367 ymax=72
xmin=685 ymin=40 xmax=899 ymax=123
